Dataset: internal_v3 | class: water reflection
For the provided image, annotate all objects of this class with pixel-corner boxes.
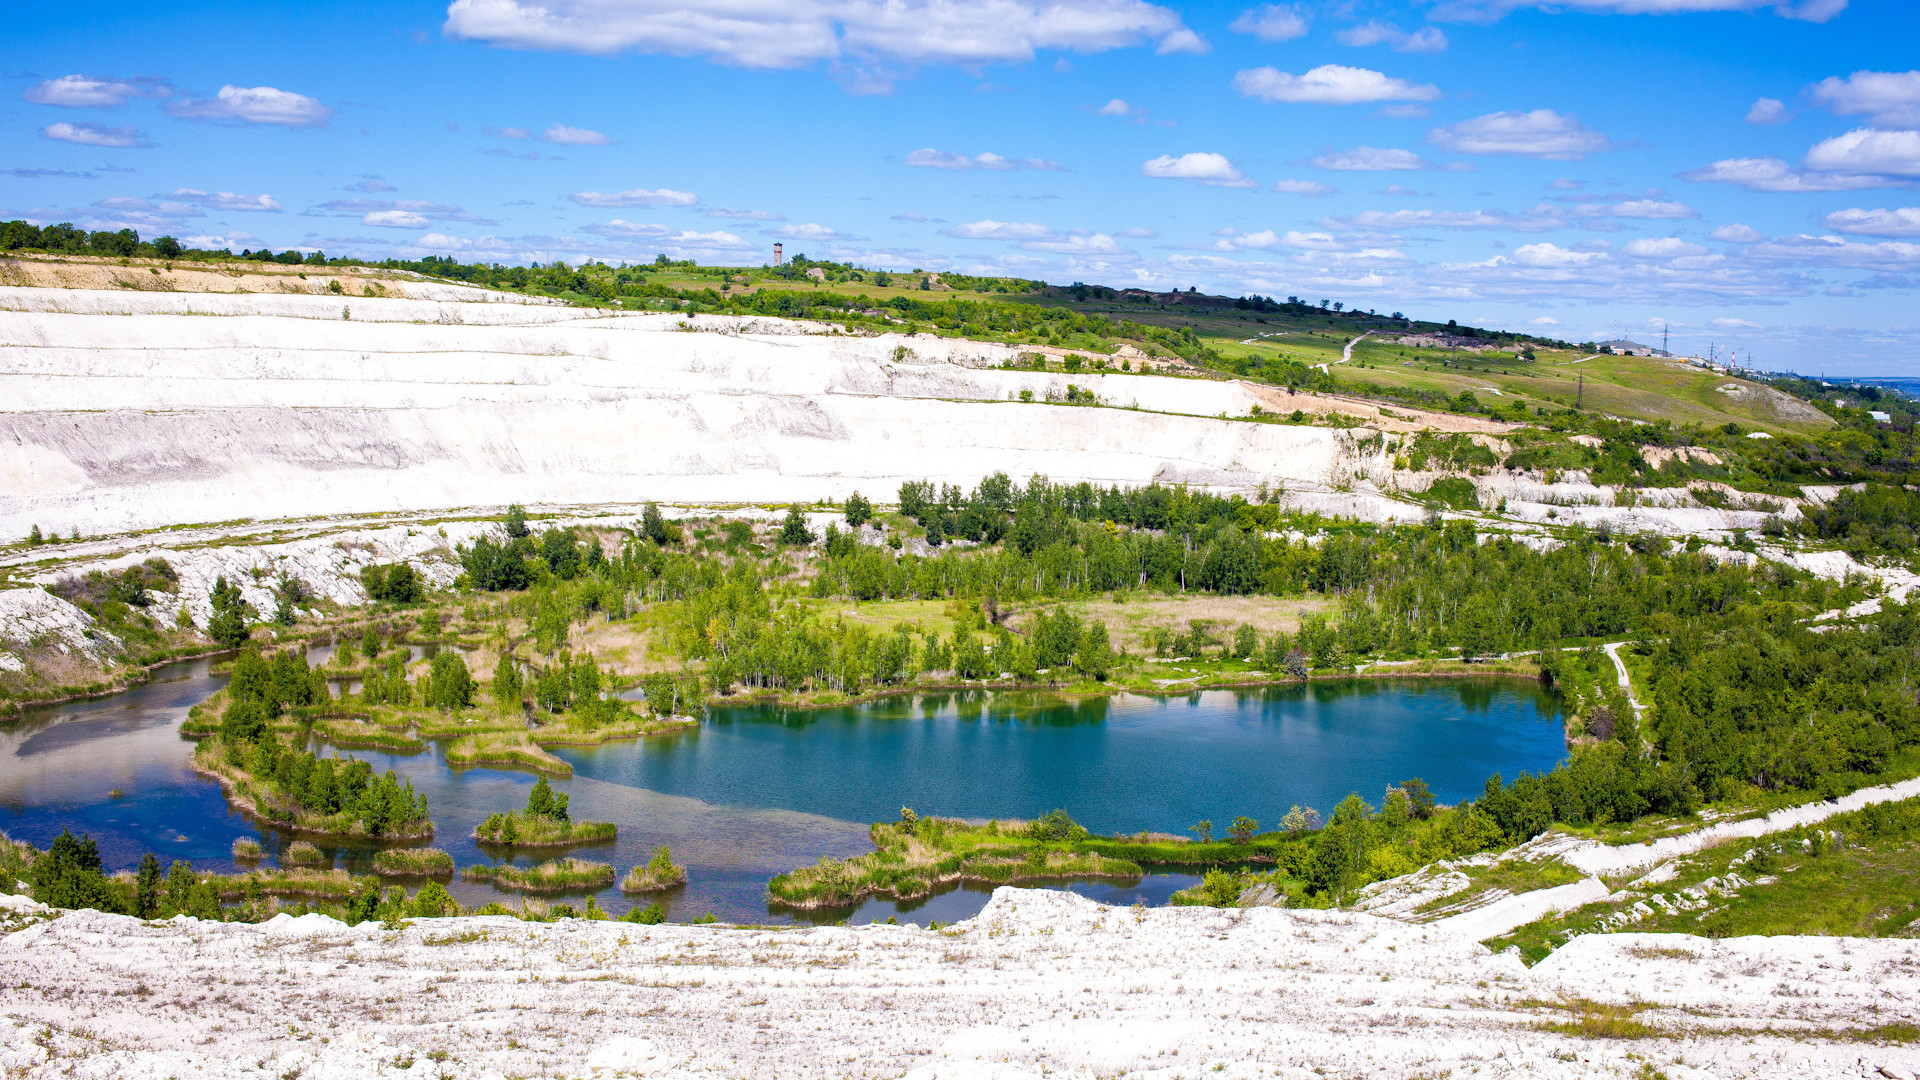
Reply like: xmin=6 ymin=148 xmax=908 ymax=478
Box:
xmin=0 ymin=668 xmax=1564 ymax=925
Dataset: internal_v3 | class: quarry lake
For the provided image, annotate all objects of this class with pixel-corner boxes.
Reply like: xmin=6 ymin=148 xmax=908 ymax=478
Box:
xmin=0 ymin=661 xmax=1566 ymax=924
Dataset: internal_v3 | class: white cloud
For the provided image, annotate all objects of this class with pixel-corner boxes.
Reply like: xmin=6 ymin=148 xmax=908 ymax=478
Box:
xmin=904 ymin=148 xmax=1060 ymax=171
xmin=350 ymin=177 xmax=397 ymax=193
xmin=23 ymin=75 xmax=170 ymax=108
xmin=542 ymin=123 xmax=609 ymax=146
xmin=1228 ymin=4 xmax=1310 ymax=41
xmin=1375 ymin=104 xmax=1430 ymax=120
xmin=1379 ymin=184 xmax=1430 ymax=196
xmin=317 ymin=198 xmax=495 ymax=224
xmin=365 ymin=210 xmax=431 ymax=229
xmin=706 ymin=207 xmax=785 ymax=221
xmin=1608 ymin=198 xmax=1698 ymax=219
xmin=167 ymin=85 xmax=333 ymax=127
xmin=415 ymin=233 xmax=475 ymax=250
xmin=1141 ymin=152 xmax=1256 ymax=188
xmin=1335 ymin=21 xmax=1447 ymax=54
xmin=1329 ymin=207 xmax=1567 ymax=231
xmin=766 ymin=222 xmax=858 ymax=240
xmin=1113 ymin=227 xmax=1158 ymax=238
xmin=1021 ymin=233 xmax=1130 ymax=254
xmin=1713 ymin=317 xmax=1762 ymax=330
xmin=443 ymin=0 xmax=1196 ymax=75
xmin=1425 ymin=0 xmax=1845 ymax=23
xmin=1233 ymin=64 xmax=1440 ymax=105
xmin=1528 ymin=316 xmax=1560 ymax=326
xmin=568 ymin=187 xmax=699 ymax=207
xmin=1429 ymin=110 xmax=1611 ymax=160
xmin=580 ymin=219 xmax=671 ymax=239
xmin=1745 ymin=97 xmax=1789 ymax=125
xmin=485 ymin=125 xmax=532 ymax=139
xmin=1511 ymin=242 xmax=1600 ymax=268
xmin=168 ymin=188 xmax=283 ymax=212
xmin=1273 ymin=179 xmax=1336 ymax=196
xmin=1680 ymin=156 xmax=1889 ymax=192
xmin=1710 ymin=223 xmax=1765 ymax=243
xmin=1746 ymin=232 xmax=1920 ymax=271
xmin=1808 ymin=70 xmax=1920 ymax=128
xmin=1623 ymin=237 xmax=1709 ymax=258
xmin=1803 ymin=128 xmax=1920 ymax=178
xmin=41 ymin=122 xmax=150 ymax=148
xmin=1155 ymin=28 xmax=1209 ymax=55
xmin=1307 ymin=146 xmax=1426 ymax=171
xmin=1211 ymin=228 xmax=1283 ymax=250
xmin=942 ymin=220 xmax=1056 ymax=240
xmin=1822 ymin=207 xmax=1920 ymax=238
xmin=1097 ymin=98 xmax=1133 ymax=116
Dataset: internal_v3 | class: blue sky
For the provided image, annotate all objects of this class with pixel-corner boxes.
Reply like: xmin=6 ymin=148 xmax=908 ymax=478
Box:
xmin=4 ymin=0 xmax=1918 ymax=372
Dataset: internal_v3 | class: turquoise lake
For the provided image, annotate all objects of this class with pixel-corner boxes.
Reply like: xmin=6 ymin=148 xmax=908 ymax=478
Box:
xmin=0 ymin=660 xmax=1566 ymax=924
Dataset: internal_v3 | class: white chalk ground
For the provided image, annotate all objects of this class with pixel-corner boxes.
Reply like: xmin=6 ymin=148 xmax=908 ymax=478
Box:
xmin=1 ymin=888 xmax=1915 ymax=1080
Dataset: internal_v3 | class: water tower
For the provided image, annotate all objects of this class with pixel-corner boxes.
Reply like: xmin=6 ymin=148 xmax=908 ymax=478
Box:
xmin=773 ymin=243 xmax=783 ymax=266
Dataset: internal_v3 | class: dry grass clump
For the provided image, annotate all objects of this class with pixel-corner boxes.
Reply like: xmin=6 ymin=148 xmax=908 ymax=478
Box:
xmin=621 ymin=847 xmax=688 ymax=893
xmin=283 ymin=840 xmax=327 ymax=867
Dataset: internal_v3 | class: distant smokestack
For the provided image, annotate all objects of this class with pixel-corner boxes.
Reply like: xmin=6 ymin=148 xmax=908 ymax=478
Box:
xmin=773 ymin=243 xmax=783 ymax=266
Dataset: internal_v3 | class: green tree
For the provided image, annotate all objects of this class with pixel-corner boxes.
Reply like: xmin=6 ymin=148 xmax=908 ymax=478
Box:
xmin=1228 ymin=816 xmax=1259 ymax=844
xmin=491 ymin=652 xmax=524 ymax=707
xmin=206 ymin=575 xmax=251 ymax=647
xmin=421 ymin=650 xmax=476 ymax=710
xmin=1190 ymin=819 xmax=1213 ymax=844
xmin=779 ymin=506 xmax=815 ymax=546
xmin=133 ymin=853 xmax=162 ymax=918
xmin=153 ymin=235 xmax=183 ymax=259
xmin=844 ymin=491 xmax=874 ymax=528
xmin=526 ymin=776 xmax=569 ymax=821
xmin=504 ymin=503 xmax=530 ymax=539
xmin=31 ymin=830 xmax=121 ymax=912
xmin=1074 ymin=620 xmax=1114 ymax=680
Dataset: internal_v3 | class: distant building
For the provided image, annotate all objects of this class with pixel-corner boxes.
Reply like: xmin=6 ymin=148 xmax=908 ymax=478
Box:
xmin=1596 ymin=339 xmax=1655 ymax=356
xmin=1871 ymin=410 xmax=1892 ymax=424
xmin=773 ymin=243 xmax=783 ymax=266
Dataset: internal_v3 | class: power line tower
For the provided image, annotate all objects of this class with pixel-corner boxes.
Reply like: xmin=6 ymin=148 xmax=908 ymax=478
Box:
xmin=1661 ymin=324 xmax=1668 ymax=357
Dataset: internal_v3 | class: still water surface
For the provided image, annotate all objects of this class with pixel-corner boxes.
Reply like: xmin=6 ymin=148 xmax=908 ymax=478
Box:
xmin=0 ymin=660 xmax=1566 ymax=924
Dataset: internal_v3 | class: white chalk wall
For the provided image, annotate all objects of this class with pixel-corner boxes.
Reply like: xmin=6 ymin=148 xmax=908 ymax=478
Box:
xmin=0 ymin=289 xmax=1358 ymax=536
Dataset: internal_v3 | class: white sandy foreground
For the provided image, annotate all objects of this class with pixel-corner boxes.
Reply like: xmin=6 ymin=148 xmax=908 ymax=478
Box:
xmin=1 ymin=889 xmax=1915 ymax=1080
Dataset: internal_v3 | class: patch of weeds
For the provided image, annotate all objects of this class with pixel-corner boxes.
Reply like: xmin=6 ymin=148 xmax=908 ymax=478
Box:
xmin=1533 ymin=999 xmax=1665 ymax=1040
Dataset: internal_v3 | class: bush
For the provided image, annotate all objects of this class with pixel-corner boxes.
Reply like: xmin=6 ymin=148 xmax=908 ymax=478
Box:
xmin=372 ymin=848 xmax=455 ymax=877
xmin=284 ymin=841 xmax=326 ymax=867
xmin=621 ymin=846 xmax=688 ymax=893
xmin=1026 ymin=808 xmax=1086 ymax=842
xmin=31 ymin=830 xmax=121 ymax=912
xmin=360 ymin=563 xmax=424 ymax=605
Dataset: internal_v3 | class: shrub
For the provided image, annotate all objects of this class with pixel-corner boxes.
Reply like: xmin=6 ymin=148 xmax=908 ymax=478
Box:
xmin=621 ymin=847 xmax=688 ymax=893
xmin=284 ymin=841 xmax=326 ymax=867
xmin=231 ymin=837 xmax=264 ymax=861
xmin=1026 ymin=808 xmax=1085 ymax=842
xmin=461 ymin=857 xmax=615 ymax=893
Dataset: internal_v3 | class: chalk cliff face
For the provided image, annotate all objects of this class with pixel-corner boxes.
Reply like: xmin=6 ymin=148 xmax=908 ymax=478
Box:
xmin=0 ymin=289 xmax=1354 ymax=537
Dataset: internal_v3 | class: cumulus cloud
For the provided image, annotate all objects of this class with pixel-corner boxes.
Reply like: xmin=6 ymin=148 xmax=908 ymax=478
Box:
xmin=580 ymin=219 xmax=671 ymax=238
xmin=1021 ymin=233 xmax=1131 ymax=254
xmin=442 ymin=0 xmax=1197 ymax=78
xmin=1746 ymin=232 xmax=1920 ymax=272
xmin=1273 ymin=179 xmax=1336 ymax=196
xmin=1228 ymin=4 xmax=1310 ymax=41
xmin=1327 ymin=207 xmax=1567 ymax=231
xmin=1710 ymin=223 xmax=1765 ymax=243
xmin=1745 ymin=97 xmax=1790 ymax=125
xmin=942 ymin=220 xmax=1056 ymax=240
xmin=766 ymin=222 xmax=859 ymax=240
xmin=168 ymin=188 xmax=282 ymax=212
xmin=542 ymin=123 xmax=609 ymax=145
xmin=1155 ymin=28 xmax=1209 ymax=54
xmin=41 ymin=122 xmax=151 ymax=148
xmin=1306 ymin=146 xmax=1427 ymax=171
xmin=1510 ymin=242 xmax=1601 ymax=268
xmin=580 ymin=220 xmax=755 ymax=249
xmin=1233 ymin=64 xmax=1440 ymax=105
xmin=1822 ymin=207 xmax=1920 ymax=238
xmin=1335 ymin=21 xmax=1447 ymax=54
xmin=1140 ymin=152 xmax=1256 ymax=188
xmin=1607 ymin=198 xmax=1698 ymax=219
xmin=23 ymin=75 xmax=171 ymax=108
xmin=1809 ymin=70 xmax=1920 ymax=128
xmin=1623 ymin=237 xmax=1709 ymax=258
xmin=1680 ymin=155 xmax=1889 ymax=192
xmin=1803 ymin=128 xmax=1920 ymax=178
xmin=365 ymin=211 xmax=431 ymax=228
xmin=904 ymin=148 xmax=1060 ymax=171
xmin=1429 ymin=110 xmax=1612 ymax=160
xmin=1425 ymin=0 xmax=1845 ymax=23
xmin=167 ymin=85 xmax=333 ymax=127
xmin=568 ymin=187 xmax=699 ymax=207
xmin=316 ymin=198 xmax=495 ymax=225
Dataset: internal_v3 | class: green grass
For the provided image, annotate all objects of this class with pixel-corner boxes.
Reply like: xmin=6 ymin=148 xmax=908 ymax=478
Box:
xmin=621 ymin=846 xmax=688 ymax=893
xmin=371 ymin=847 xmax=455 ymax=877
xmin=462 ymin=857 xmax=615 ymax=893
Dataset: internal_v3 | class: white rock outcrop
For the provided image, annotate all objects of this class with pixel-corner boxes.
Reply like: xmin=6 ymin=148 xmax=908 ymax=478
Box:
xmin=0 ymin=289 xmax=1365 ymax=538
xmin=0 ymin=887 xmax=1912 ymax=1079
